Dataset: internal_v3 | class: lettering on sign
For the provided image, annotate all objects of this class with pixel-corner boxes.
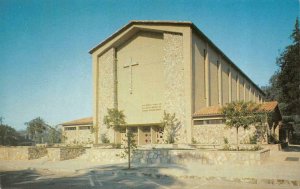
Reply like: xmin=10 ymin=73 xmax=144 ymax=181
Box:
xmin=142 ymin=103 xmax=162 ymax=112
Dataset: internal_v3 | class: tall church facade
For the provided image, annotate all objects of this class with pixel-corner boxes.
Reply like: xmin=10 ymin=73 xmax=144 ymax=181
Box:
xmin=87 ymin=21 xmax=267 ymax=145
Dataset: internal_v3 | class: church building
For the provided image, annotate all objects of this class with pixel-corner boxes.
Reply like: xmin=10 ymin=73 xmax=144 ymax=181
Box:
xmin=62 ymin=21 xmax=282 ymax=145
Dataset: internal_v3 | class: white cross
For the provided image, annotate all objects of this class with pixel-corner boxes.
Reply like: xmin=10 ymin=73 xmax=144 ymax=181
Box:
xmin=123 ymin=58 xmax=139 ymax=94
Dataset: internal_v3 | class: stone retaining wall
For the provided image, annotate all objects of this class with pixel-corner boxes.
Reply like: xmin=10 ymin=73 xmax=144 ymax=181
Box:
xmin=47 ymin=147 xmax=86 ymax=161
xmin=0 ymin=146 xmax=270 ymax=165
xmin=77 ymin=148 xmax=270 ymax=166
xmin=77 ymin=148 xmax=126 ymax=163
xmin=0 ymin=146 xmax=47 ymax=160
xmin=132 ymin=149 xmax=270 ymax=166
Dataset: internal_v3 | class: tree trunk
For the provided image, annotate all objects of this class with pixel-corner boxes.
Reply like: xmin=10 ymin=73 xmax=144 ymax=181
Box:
xmin=236 ymin=127 xmax=239 ymax=151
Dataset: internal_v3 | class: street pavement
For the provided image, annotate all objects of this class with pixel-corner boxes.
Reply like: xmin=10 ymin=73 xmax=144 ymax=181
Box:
xmin=0 ymin=169 xmax=297 ymax=189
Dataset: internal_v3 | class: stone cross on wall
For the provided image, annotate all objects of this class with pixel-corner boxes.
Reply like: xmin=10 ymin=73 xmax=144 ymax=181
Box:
xmin=123 ymin=58 xmax=139 ymax=94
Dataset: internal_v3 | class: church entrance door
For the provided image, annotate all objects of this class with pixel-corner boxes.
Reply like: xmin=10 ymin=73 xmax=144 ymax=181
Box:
xmin=139 ymin=127 xmax=151 ymax=145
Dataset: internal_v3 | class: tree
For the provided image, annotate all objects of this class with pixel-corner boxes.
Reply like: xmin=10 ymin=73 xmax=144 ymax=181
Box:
xmin=25 ymin=117 xmax=48 ymax=144
xmin=47 ymin=125 xmax=61 ymax=144
xmin=0 ymin=117 xmax=3 ymax=125
xmin=276 ymin=17 xmax=300 ymax=115
xmin=221 ymin=101 xmax=265 ymax=150
xmin=160 ymin=111 xmax=181 ymax=144
xmin=103 ymin=108 xmax=126 ymax=133
xmin=118 ymin=130 xmax=137 ymax=169
xmin=103 ymin=108 xmax=136 ymax=169
xmin=261 ymin=72 xmax=281 ymax=101
xmin=0 ymin=118 xmax=20 ymax=146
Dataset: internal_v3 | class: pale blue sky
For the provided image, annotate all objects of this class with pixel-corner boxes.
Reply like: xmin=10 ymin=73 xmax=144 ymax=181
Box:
xmin=0 ymin=0 xmax=299 ymax=130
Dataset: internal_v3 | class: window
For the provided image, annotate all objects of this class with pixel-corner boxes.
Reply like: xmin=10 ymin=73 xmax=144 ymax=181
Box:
xmin=65 ymin=127 xmax=76 ymax=131
xmin=79 ymin=126 xmax=91 ymax=130
xmin=194 ymin=119 xmax=225 ymax=125
xmin=141 ymin=127 xmax=150 ymax=132
xmin=128 ymin=127 xmax=138 ymax=133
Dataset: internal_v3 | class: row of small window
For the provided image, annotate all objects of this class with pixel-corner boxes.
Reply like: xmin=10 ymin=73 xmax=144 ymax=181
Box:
xmin=65 ymin=126 xmax=91 ymax=131
xmin=194 ymin=119 xmax=225 ymax=125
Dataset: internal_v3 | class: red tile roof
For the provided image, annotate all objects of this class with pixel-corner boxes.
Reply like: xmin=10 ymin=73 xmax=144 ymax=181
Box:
xmin=193 ymin=101 xmax=279 ymax=117
xmin=260 ymin=101 xmax=278 ymax=112
xmin=61 ymin=117 xmax=93 ymax=126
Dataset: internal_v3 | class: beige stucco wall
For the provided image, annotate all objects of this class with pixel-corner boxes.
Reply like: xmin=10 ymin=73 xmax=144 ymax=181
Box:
xmin=192 ymin=32 xmax=206 ymax=111
xmin=117 ymin=31 xmax=164 ymax=124
xmin=191 ymin=31 xmax=266 ymax=110
xmin=239 ymin=77 xmax=244 ymax=100
xmin=221 ymin=60 xmax=230 ymax=104
xmin=231 ymin=69 xmax=237 ymax=102
xmin=208 ymin=46 xmax=219 ymax=106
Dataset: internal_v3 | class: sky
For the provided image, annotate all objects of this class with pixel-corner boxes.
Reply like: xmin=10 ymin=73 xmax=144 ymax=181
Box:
xmin=0 ymin=0 xmax=299 ymax=130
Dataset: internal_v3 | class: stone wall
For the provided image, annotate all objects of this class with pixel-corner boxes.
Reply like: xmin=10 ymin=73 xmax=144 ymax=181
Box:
xmin=98 ymin=48 xmax=116 ymax=142
xmin=77 ymin=148 xmax=126 ymax=163
xmin=0 ymin=147 xmax=47 ymax=160
xmin=132 ymin=149 xmax=269 ymax=166
xmin=77 ymin=147 xmax=269 ymax=166
xmin=28 ymin=147 xmax=47 ymax=159
xmin=193 ymin=124 xmax=256 ymax=145
xmin=47 ymin=147 xmax=86 ymax=161
xmin=163 ymin=33 xmax=186 ymax=143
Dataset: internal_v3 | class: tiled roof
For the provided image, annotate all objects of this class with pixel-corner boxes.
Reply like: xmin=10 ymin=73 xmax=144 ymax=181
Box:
xmin=61 ymin=117 xmax=93 ymax=126
xmin=193 ymin=101 xmax=279 ymax=117
xmin=260 ymin=101 xmax=278 ymax=112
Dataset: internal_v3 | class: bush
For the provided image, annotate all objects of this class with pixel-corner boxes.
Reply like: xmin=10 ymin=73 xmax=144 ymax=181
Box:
xmin=268 ymin=133 xmax=279 ymax=144
xmin=223 ymin=137 xmax=229 ymax=144
xmin=101 ymin=133 xmax=110 ymax=143
xmin=249 ymin=135 xmax=257 ymax=144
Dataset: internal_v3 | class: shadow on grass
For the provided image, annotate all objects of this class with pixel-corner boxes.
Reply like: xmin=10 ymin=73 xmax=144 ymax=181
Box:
xmin=0 ymin=164 xmax=186 ymax=189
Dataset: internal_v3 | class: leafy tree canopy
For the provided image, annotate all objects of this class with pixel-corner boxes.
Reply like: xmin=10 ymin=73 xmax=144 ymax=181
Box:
xmin=103 ymin=108 xmax=126 ymax=132
xmin=0 ymin=117 xmax=20 ymax=146
xmin=266 ymin=17 xmax=300 ymax=116
xmin=25 ymin=117 xmax=48 ymax=143
xmin=221 ymin=101 xmax=266 ymax=150
xmin=160 ymin=111 xmax=181 ymax=144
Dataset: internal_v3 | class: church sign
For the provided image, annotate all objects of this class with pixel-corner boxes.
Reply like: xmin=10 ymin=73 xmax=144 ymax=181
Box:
xmin=142 ymin=103 xmax=162 ymax=112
